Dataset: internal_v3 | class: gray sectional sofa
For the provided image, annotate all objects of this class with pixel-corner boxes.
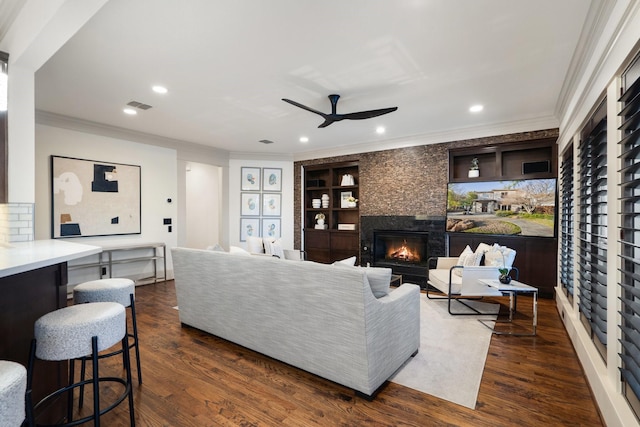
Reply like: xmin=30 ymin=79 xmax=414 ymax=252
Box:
xmin=171 ymin=247 xmax=421 ymax=398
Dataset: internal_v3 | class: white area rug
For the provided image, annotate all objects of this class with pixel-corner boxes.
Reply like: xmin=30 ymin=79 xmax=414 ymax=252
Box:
xmin=390 ymin=295 xmax=499 ymax=409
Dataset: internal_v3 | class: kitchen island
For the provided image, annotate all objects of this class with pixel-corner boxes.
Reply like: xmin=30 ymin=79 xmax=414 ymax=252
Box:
xmin=0 ymin=240 xmax=101 ymax=422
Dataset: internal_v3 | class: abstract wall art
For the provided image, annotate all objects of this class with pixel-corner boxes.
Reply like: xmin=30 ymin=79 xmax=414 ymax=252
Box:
xmin=51 ymin=155 xmax=141 ymax=238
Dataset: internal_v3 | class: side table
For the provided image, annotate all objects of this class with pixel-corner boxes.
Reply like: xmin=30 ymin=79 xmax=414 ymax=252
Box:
xmin=478 ymin=279 xmax=538 ymax=336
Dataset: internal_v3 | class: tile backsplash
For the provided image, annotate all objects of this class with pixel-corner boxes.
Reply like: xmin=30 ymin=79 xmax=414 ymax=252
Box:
xmin=0 ymin=203 xmax=35 ymax=243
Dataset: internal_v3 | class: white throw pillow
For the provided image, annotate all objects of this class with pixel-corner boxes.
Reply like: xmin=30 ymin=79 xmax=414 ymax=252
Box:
xmin=483 ymin=249 xmax=504 ymax=267
xmin=333 ymin=256 xmax=357 ymax=266
xmin=483 ymin=244 xmax=517 ymax=268
xmin=454 ymin=245 xmax=481 ymax=276
xmin=229 ymin=246 xmax=251 ymax=256
xmin=263 ymin=238 xmax=285 ymax=259
xmin=246 ymin=236 xmax=264 ymax=254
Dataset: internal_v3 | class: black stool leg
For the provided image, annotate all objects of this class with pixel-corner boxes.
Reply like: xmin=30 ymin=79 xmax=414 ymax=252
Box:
xmin=91 ymin=336 xmax=100 ymax=427
xmin=121 ymin=334 xmax=136 ymax=426
xmin=129 ymin=294 xmax=142 ymax=384
xmin=68 ymin=357 xmax=75 ymax=422
xmin=25 ymin=339 xmax=36 ymax=427
xmin=78 ymin=356 xmax=88 ymax=409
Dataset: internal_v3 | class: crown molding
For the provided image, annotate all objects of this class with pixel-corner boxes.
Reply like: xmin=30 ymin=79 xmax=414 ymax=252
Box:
xmin=293 ymin=115 xmax=559 ymax=162
xmin=557 ymin=0 xmax=640 ymax=146
xmin=36 ymin=110 xmax=231 ymax=165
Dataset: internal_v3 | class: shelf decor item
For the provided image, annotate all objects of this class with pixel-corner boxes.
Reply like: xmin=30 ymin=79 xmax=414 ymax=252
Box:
xmin=346 ymin=196 xmax=358 ymax=208
xmin=498 ymin=267 xmax=512 ymax=284
xmin=468 ymin=157 xmax=480 ymax=178
xmin=340 ymin=191 xmax=353 ymax=208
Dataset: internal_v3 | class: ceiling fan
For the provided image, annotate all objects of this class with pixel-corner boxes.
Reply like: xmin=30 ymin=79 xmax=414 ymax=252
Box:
xmin=282 ymin=94 xmax=398 ymax=128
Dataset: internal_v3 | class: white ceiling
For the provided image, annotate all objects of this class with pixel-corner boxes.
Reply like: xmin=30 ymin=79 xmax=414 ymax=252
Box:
xmin=34 ymin=0 xmax=596 ymax=157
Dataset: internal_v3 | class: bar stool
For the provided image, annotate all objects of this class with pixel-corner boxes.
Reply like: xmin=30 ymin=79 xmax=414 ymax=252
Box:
xmin=26 ymin=302 xmax=135 ymax=426
xmin=73 ymin=278 xmax=142 ymax=385
xmin=0 ymin=360 xmax=27 ymax=427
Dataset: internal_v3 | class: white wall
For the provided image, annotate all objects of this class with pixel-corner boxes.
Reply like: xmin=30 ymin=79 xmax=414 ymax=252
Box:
xmin=35 ymin=123 xmax=178 ymax=285
xmin=228 ymin=157 xmax=294 ymax=251
xmin=185 ymin=162 xmax=222 ymax=249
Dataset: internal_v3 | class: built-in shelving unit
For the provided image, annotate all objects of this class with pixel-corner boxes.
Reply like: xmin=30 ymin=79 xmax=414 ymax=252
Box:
xmin=449 ymin=137 xmax=557 ymax=182
xmin=447 ymin=138 xmax=558 ymax=297
xmin=304 ymin=161 xmax=359 ymax=263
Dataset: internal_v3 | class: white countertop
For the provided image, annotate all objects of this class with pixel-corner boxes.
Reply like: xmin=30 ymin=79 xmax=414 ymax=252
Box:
xmin=0 ymin=240 xmax=102 ymax=278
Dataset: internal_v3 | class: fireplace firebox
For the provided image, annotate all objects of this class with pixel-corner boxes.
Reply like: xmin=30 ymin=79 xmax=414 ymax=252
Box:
xmin=372 ymin=230 xmax=429 ymax=285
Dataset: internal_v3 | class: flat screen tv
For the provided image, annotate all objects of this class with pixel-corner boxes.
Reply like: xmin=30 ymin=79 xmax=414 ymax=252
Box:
xmin=446 ymin=178 xmax=557 ymax=237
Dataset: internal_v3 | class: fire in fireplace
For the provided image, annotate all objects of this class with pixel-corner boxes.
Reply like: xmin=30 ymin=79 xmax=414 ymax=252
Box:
xmin=372 ymin=230 xmax=429 ymax=267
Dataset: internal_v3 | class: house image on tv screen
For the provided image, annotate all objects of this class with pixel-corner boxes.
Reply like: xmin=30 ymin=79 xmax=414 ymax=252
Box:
xmin=446 ymin=178 xmax=557 ymax=237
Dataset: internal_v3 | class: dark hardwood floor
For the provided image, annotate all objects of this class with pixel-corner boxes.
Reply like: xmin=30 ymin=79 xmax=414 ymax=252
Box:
xmin=64 ymin=281 xmax=603 ymax=426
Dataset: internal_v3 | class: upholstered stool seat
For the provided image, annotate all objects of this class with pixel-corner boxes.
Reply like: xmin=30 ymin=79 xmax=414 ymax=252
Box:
xmin=73 ymin=278 xmax=142 ymax=385
xmin=26 ymin=302 xmax=135 ymax=426
xmin=0 ymin=360 xmax=27 ymax=427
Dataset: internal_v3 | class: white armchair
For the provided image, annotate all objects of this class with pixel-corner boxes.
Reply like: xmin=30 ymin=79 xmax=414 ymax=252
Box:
xmin=426 ymin=243 xmax=518 ymax=315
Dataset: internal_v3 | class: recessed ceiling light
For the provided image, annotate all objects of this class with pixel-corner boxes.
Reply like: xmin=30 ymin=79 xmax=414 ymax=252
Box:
xmin=152 ymin=85 xmax=168 ymax=94
xmin=376 ymin=126 xmax=386 ymax=134
xmin=123 ymin=108 xmax=137 ymax=115
xmin=469 ymin=104 xmax=484 ymax=113
xmin=300 ymin=136 xmax=309 ymax=143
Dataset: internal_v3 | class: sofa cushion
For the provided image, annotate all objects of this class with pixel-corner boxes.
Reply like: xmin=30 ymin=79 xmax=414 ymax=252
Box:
xmin=333 ymin=264 xmax=392 ymax=298
xmin=247 ymin=236 xmax=265 ymax=254
xmin=429 ymin=268 xmax=463 ymax=294
xmin=206 ymin=243 xmax=225 ymax=252
xmin=229 ymin=246 xmax=251 ymax=256
xmin=362 ymin=267 xmax=392 ymax=298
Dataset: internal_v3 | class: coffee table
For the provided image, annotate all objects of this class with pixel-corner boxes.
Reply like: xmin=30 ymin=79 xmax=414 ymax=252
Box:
xmin=390 ymin=274 xmax=402 ymax=287
xmin=477 ymin=279 xmax=538 ymax=336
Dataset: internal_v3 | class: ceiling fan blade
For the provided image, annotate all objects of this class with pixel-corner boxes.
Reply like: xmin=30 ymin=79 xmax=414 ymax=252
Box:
xmin=342 ymin=107 xmax=398 ymax=121
xmin=318 ymin=117 xmax=338 ymax=128
xmin=282 ymin=98 xmax=327 ymax=118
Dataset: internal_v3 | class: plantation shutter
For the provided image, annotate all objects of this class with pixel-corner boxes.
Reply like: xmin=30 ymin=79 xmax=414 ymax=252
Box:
xmin=560 ymin=146 xmax=575 ymax=301
xmin=619 ymin=52 xmax=640 ymax=416
xmin=578 ymin=98 xmax=608 ymax=361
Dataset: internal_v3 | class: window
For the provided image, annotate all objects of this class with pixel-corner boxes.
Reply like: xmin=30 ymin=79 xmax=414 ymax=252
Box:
xmin=560 ymin=145 xmax=574 ymax=302
xmin=618 ymin=52 xmax=640 ymax=417
xmin=578 ymin=98 xmax=608 ymax=362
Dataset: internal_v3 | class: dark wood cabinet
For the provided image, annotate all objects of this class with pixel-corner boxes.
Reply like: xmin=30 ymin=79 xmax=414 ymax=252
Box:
xmin=304 ymin=161 xmax=359 ymax=263
xmin=449 ymin=138 xmax=557 ymax=182
xmin=448 ymin=138 xmax=558 ymax=298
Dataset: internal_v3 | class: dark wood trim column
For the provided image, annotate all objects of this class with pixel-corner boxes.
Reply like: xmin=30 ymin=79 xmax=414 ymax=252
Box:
xmin=0 ymin=262 xmax=69 ymax=422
